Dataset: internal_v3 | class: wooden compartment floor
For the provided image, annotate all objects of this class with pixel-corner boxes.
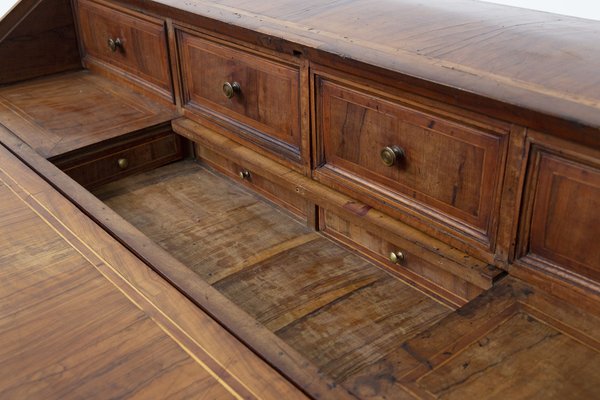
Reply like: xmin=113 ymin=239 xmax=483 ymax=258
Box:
xmin=93 ymin=160 xmax=600 ymax=399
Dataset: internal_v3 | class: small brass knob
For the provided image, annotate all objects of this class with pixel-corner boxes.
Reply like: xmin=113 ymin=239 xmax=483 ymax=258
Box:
xmin=239 ymin=169 xmax=250 ymax=180
xmin=108 ymin=37 xmax=122 ymax=52
xmin=380 ymin=145 xmax=405 ymax=167
xmin=389 ymin=251 xmax=405 ymax=264
xmin=117 ymin=158 xmax=129 ymax=169
xmin=222 ymin=81 xmax=241 ymax=99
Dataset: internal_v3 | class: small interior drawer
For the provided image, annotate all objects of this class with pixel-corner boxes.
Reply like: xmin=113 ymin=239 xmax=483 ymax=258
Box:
xmin=76 ymin=0 xmax=173 ymax=98
xmin=178 ymin=30 xmax=303 ymax=166
xmin=319 ymin=208 xmax=504 ymax=306
xmin=195 ymin=144 xmax=309 ymax=221
xmin=51 ymin=127 xmax=183 ymax=189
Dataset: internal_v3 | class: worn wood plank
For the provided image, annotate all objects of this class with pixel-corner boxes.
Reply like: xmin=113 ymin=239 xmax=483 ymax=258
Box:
xmin=342 ymin=277 xmax=600 ymax=399
xmin=417 ymin=312 xmax=600 ymax=400
xmin=94 ymin=160 xmax=312 ymax=283
xmin=0 ymin=71 xmax=176 ymax=158
xmin=0 ymin=186 xmax=236 ymax=399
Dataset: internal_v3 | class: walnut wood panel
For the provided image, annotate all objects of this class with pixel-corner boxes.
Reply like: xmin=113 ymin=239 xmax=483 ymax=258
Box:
xmin=195 ymin=143 xmax=309 ymax=220
xmin=518 ymin=144 xmax=600 ymax=286
xmin=0 ymin=71 xmax=176 ymax=158
xmin=51 ymin=127 xmax=183 ymax=189
xmin=0 ymin=0 xmax=81 ymax=85
xmin=315 ymin=76 xmax=509 ymax=249
xmin=320 ymin=208 xmax=497 ymax=306
xmin=178 ymin=30 xmax=303 ymax=164
xmin=75 ymin=0 xmax=173 ymax=99
xmin=94 ymin=160 xmax=452 ymax=389
xmin=0 ymin=140 xmax=306 ymax=399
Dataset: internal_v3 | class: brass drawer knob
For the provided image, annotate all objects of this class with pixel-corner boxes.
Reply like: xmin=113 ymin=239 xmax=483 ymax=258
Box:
xmin=117 ymin=158 xmax=129 ymax=169
xmin=239 ymin=169 xmax=251 ymax=180
xmin=380 ymin=145 xmax=405 ymax=167
xmin=389 ymin=251 xmax=405 ymax=264
xmin=222 ymin=81 xmax=241 ymax=99
xmin=108 ymin=37 xmax=122 ymax=52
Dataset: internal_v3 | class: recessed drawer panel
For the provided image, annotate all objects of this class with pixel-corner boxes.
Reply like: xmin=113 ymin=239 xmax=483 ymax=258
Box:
xmin=195 ymin=144 xmax=309 ymax=220
xmin=52 ymin=129 xmax=183 ymax=189
xmin=178 ymin=31 xmax=302 ymax=164
xmin=76 ymin=0 xmax=172 ymax=97
xmin=522 ymin=150 xmax=600 ymax=283
xmin=315 ymin=77 xmax=509 ymax=247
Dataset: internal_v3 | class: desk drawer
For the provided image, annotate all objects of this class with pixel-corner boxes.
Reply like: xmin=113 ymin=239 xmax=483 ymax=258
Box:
xmin=178 ymin=31 xmax=302 ymax=165
xmin=52 ymin=128 xmax=183 ymax=188
xmin=76 ymin=0 xmax=172 ymax=98
xmin=519 ymin=146 xmax=600 ymax=284
xmin=314 ymin=76 xmax=509 ymax=248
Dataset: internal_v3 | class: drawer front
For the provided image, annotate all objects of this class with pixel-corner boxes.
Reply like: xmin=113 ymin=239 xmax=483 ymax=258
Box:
xmin=53 ymin=130 xmax=183 ymax=188
xmin=195 ymin=144 xmax=309 ymax=220
xmin=319 ymin=208 xmax=485 ymax=306
xmin=179 ymin=31 xmax=302 ymax=162
xmin=315 ymin=77 xmax=508 ymax=245
xmin=77 ymin=0 xmax=172 ymax=96
xmin=522 ymin=149 xmax=600 ymax=283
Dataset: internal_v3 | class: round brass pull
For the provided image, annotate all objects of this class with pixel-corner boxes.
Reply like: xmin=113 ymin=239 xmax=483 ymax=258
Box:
xmin=239 ymin=169 xmax=250 ymax=180
xmin=117 ymin=158 xmax=129 ymax=169
xmin=222 ymin=81 xmax=241 ymax=99
xmin=389 ymin=251 xmax=405 ymax=264
xmin=380 ymin=145 xmax=405 ymax=167
xmin=108 ymin=37 xmax=122 ymax=52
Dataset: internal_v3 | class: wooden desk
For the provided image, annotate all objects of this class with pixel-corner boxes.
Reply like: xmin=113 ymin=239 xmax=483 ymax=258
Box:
xmin=0 ymin=140 xmax=305 ymax=399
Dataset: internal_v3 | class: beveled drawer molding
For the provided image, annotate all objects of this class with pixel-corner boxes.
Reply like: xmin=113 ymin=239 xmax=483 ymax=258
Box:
xmin=75 ymin=0 xmax=173 ymax=100
xmin=517 ymin=132 xmax=600 ymax=289
xmin=177 ymin=29 xmax=307 ymax=169
xmin=313 ymin=71 xmax=510 ymax=253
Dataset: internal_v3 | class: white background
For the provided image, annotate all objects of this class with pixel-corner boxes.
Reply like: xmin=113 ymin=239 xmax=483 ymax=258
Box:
xmin=2 ymin=0 xmax=600 ymax=23
xmin=481 ymin=0 xmax=600 ymax=21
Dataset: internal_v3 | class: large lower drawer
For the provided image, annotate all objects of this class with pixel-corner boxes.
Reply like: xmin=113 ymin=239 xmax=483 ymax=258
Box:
xmin=51 ymin=127 xmax=183 ymax=188
xmin=314 ymin=73 xmax=510 ymax=250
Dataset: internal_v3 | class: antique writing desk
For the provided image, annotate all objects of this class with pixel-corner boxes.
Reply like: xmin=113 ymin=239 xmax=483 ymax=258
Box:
xmin=1 ymin=0 xmax=599 ymax=398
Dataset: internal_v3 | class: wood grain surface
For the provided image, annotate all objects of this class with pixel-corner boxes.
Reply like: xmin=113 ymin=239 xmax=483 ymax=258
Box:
xmin=116 ymin=0 xmax=600 ymax=141
xmin=0 ymin=141 xmax=306 ymax=399
xmin=94 ymin=160 xmax=453 ymax=389
xmin=0 ymin=71 xmax=176 ymax=158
